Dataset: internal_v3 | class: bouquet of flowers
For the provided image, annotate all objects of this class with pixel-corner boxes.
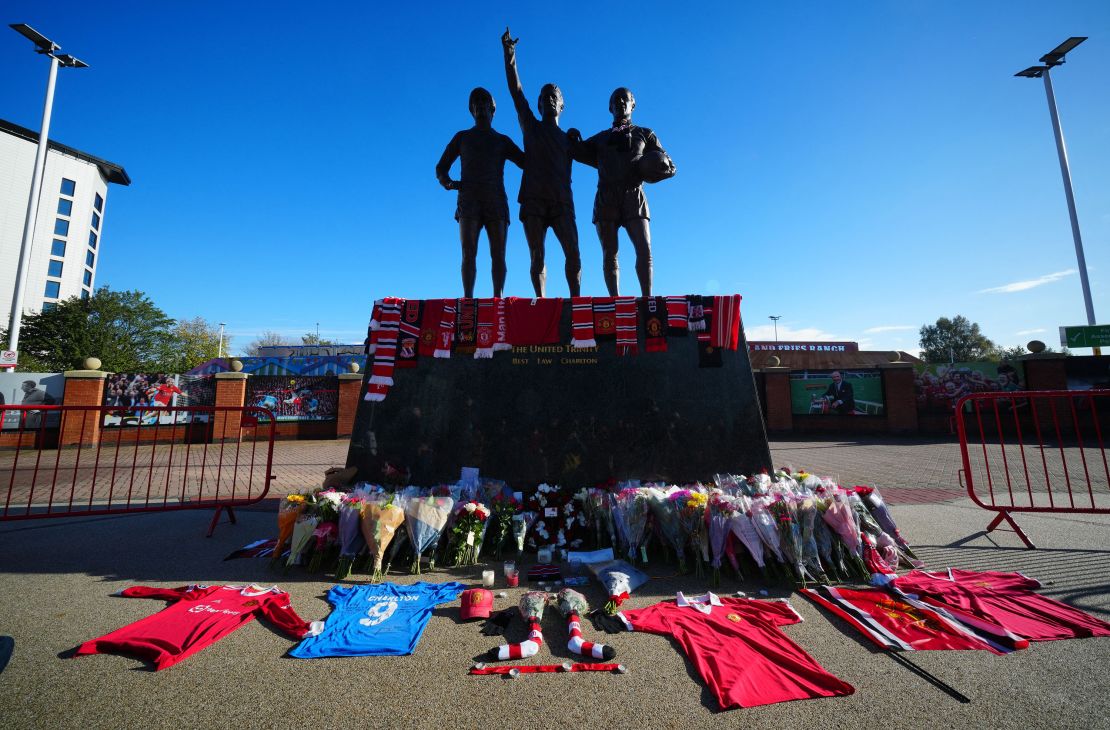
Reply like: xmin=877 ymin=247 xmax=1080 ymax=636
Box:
xmin=519 ymin=590 xmax=549 ymax=622
xmin=403 ymin=490 xmax=455 ymax=574
xmin=590 ymin=560 xmax=649 ymax=614
xmin=488 ymin=493 xmax=521 ymax=559
xmin=512 ymin=511 xmax=536 ymax=557
xmin=271 ymin=493 xmax=308 ymax=569
xmin=526 ymin=483 xmax=567 ymax=550
xmin=821 ymin=489 xmax=870 ymax=582
xmin=670 ymin=488 xmax=709 ymax=576
xmin=360 ymin=493 xmax=406 ymax=583
xmin=448 ymin=500 xmax=490 ymax=566
xmin=612 ymin=487 xmax=651 ymax=563
xmin=794 ymin=495 xmax=826 ymax=585
xmin=749 ymin=496 xmax=787 ymax=566
xmin=555 ymin=587 xmax=590 ymax=618
xmin=642 ymin=486 xmax=683 ymax=570
xmin=767 ymin=494 xmax=807 ymax=584
xmin=286 ymin=511 xmax=320 ymax=570
xmin=727 ymin=497 xmax=771 ymax=582
xmin=853 ymin=485 xmax=922 ymax=566
xmin=306 ymin=488 xmax=344 ymax=572
xmin=335 ymin=493 xmax=368 ymax=580
xmin=707 ymin=492 xmax=739 ymax=586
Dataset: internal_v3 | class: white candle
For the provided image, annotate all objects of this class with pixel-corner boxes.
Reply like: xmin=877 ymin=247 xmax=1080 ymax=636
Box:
xmin=482 ymin=570 xmax=495 ymax=588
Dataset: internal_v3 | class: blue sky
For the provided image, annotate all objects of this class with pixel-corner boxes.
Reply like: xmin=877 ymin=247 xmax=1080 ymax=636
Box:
xmin=3 ymin=1 xmax=1108 ymax=355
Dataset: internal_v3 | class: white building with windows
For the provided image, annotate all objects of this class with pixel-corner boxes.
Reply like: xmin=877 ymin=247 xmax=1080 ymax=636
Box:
xmin=0 ymin=118 xmax=130 ymax=325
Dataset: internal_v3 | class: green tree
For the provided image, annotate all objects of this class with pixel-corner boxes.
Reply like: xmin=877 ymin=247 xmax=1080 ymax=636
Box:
xmin=168 ymin=317 xmax=228 ymax=372
xmin=301 ymin=332 xmax=338 ymax=346
xmin=245 ymin=330 xmax=292 ymax=356
xmin=919 ymin=316 xmax=997 ymax=363
xmin=2 ymin=287 xmax=177 ymax=372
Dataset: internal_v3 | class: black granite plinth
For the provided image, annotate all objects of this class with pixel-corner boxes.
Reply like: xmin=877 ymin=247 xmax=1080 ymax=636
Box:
xmin=346 ymin=302 xmax=771 ymax=488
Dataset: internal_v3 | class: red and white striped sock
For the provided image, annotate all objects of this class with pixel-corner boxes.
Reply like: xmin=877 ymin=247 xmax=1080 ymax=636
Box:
xmin=570 ymin=296 xmax=596 ymax=348
xmin=474 ymin=298 xmax=495 ymax=359
xmin=490 ymin=616 xmax=544 ymax=660
xmin=566 ymin=612 xmax=615 ymax=661
xmin=493 ymin=297 xmax=511 ymax=351
xmin=433 ymin=300 xmax=456 ymax=358
xmin=616 ymin=296 xmax=638 ymax=356
xmin=665 ymin=295 xmax=688 ymax=332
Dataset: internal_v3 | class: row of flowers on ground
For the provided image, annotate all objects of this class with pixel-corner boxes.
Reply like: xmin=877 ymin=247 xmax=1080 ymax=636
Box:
xmin=272 ymin=469 xmax=920 ymax=586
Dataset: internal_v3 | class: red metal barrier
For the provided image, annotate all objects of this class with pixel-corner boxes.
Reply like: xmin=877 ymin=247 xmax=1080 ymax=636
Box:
xmin=0 ymin=404 xmax=276 ymax=536
xmin=955 ymin=389 xmax=1110 ymax=549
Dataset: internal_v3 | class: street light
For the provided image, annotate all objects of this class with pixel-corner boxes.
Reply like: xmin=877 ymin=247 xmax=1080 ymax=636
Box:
xmin=768 ymin=315 xmax=782 ymax=344
xmin=1014 ymin=37 xmax=1098 ymax=353
xmin=6 ymin=24 xmax=88 ymax=355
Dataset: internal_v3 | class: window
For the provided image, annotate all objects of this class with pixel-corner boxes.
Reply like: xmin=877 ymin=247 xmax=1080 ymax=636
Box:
xmin=88 ymin=231 xmax=97 ymax=249
xmin=94 ymin=193 xmax=104 ymax=212
xmin=86 ymin=250 xmax=95 ymax=268
xmin=83 ymin=269 xmax=92 ymax=286
xmin=48 ymin=260 xmax=64 ymax=277
xmin=92 ymin=212 xmax=101 ymax=230
xmin=54 ymin=218 xmax=69 ymax=236
xmin=60 ymin=178 xmax=75 ymax=196
xmin=44 ymin=281 xmax=60 ymax=298
xmin=43 ymin=302 xmax=57 ymax=312
xmin=58 ymin=199 xmax=72 ymax=216
xmin=81 ymin=289 xmax=90 ymax=300
xmin=51 ymin=239 xmax=67 ymax=257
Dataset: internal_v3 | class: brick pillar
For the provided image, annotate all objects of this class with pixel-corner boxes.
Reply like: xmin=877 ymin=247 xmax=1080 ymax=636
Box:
xmin=761 ymin=367 xmax=793 ymax=433
xmin=337 ymin=373 xmax=365 ymax=438
xmin=60 ymin=369 xmax=107 ymax=447
xmin=1019 ymin=355 xmax=1067 ymax=390
xmin=212 ymin=372 xmax=248 ymax=441
xmin=881 ymin=363 xmax=918 ymax=434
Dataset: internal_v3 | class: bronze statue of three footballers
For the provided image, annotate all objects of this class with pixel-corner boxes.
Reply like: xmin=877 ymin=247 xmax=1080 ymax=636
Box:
xmin=437 ymin=28 xmax=675 ymax=298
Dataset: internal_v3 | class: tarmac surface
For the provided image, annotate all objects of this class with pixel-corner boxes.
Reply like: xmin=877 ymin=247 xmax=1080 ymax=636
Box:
xmin=1 ymin=437 xmax=1108 ymax=729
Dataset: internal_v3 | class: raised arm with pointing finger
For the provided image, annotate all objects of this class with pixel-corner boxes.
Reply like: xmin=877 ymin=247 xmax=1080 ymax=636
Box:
xmin=501 ymin=27 xmax=581 ymax=297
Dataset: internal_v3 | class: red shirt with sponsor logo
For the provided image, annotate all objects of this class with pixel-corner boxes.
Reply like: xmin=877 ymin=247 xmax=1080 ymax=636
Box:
xmin=618 ymin=593 xmax=854 ymax=709
xmin=74 ymin=584 xmax=314 ymax=670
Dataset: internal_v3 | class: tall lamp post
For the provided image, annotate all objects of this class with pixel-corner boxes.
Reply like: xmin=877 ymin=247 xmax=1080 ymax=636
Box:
xmin=6 ymin=24 xmax=88 ymax=355
xmin=769 ymin=315 xmax=782 ymax=344
xmin=1015 ymin=37 xmax=1099 ymax=354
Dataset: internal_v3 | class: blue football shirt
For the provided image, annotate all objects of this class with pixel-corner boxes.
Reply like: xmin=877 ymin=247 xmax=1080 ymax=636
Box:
xmin=290 ymin=581 xmax=465 ymax=658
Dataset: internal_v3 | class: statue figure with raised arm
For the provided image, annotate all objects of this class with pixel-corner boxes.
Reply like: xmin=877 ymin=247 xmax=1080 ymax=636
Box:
xmin=436 ymin=87 xmax=525 ymax=298
xmin=501 ymin=27 xmax=581 ymax=297
xmin=569 ymin=88 xmax=675 ymax=297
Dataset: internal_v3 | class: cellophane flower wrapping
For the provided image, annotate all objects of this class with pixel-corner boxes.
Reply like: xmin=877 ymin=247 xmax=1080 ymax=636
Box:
xmin=767 ymin=494 xmax=806 ymax=583
xmin=749 ymin=496 xmax=786 ymax=564
xmin=811 ymin=501 xmax=840 ymax=580
xmin=646 ymin=486 xmax=686 ymax=570
xmin=556 ymin=588 xmax=590 ymax=618
xmin=821 ymin=489 xmax=870 ymax=581
xmin=707 ymin=492 xmax=736 ymax=586
xmin=613 ymin=488 xmax=650 ymax=562
xmin=335 ymin=495 xmax=367 ymax=580
xmin=512 ymin=511 xmax=536 ymax=555
xmin=670 ymin=488 xmax=709 ymax=576
xmin=795 ymin=496 xmax=825 ymax=583
xmin=271 ymin=495 xmax=306 ymax=568
xmin=519 ymin=591 xmax=549 ymax=621
xmin=307 ymin=520 xmax=338 ymax=572
xmin=854 ymin=485 xmax=922 ymax=566
xmin=361 ymin=494 xmax=406 ymax=583
xmin=286 ymin=514 xmax=320 ymax=568
xmin=403 ymin=489 xmax=454 ymax=574
xmin=489 ymin=493 xmax=521 ymax=558
xmin=727 ymin=496 xmax=767 ymax=570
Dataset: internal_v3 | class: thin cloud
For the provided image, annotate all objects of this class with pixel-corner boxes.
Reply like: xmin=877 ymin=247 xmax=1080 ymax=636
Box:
xmin=978 ymin=269 xmax=1075 ymax=294
xmin=864 ymin=325 xmax=917 ymax=334
xmin=745 ymin=324 xmax=841 ymax=342
xmin=1015 ymin=328 xmax=1046 ymax=336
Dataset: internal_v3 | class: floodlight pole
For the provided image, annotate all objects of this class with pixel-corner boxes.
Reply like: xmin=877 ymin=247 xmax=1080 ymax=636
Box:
xmin=7 ymin=53 xmax=60 ymax=353
xmin=769 ymin=315 xmax=781 ymax=343
xmin=1040 ymin=67 xmax=1096 ymax=332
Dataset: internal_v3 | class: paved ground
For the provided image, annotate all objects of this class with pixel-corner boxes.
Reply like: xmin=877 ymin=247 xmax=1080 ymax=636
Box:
xmin=1 ymin=437 xmax=1108 ymax=728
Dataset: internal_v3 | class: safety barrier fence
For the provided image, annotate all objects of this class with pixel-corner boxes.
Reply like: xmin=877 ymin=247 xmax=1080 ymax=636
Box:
xmin=955 ymin=389 xmax=1110 ymax=548
xmin=0 ymin=405 xmax=276 ymax=536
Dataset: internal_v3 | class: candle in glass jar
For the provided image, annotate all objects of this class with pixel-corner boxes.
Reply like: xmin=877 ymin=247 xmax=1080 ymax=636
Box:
xmin=482 ymin=570 xmax=495 ymax=588
xmin=503 ymin=560 xmax=516 ymax=577
xmin=506 ymin=570 xmax=519 ymax=588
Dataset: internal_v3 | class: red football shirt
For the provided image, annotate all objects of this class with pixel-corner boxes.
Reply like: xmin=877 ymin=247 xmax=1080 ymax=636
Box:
xmin=74 ymin=584 xmax=316 ymax=670
xmin=618 ymin=592 xmax=854 ymax=709
xmin=505 ymin=297 xmax=563 ymax=346
xmin=893 ymin=569 xmax=1110 ymax=642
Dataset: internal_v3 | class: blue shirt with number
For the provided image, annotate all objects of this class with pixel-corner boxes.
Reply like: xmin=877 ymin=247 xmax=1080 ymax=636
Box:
xmin=290 ymin=581 xmax=465 ymax=657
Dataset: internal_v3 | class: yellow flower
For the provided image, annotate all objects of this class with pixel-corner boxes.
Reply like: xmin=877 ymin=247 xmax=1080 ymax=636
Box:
xmin=688 ymin=492 xmax=708 ymax=509
xmin=286 ymin=494 xmax=306 ymax=503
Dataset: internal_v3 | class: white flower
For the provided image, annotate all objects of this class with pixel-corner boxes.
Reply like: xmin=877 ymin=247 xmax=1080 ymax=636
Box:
xmin=464 ymin=503 xmax=477 ymax=513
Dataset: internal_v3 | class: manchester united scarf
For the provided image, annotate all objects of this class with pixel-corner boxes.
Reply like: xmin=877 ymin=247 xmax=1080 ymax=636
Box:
xmin=570 ymin=296 xmax=597 ymax=349
xmin=616 ymin=296 xmax=638 ymax=356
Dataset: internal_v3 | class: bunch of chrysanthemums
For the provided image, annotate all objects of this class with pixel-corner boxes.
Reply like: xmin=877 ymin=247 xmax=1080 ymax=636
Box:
xmin=266 ymin=467 xmax=920 ymax=588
